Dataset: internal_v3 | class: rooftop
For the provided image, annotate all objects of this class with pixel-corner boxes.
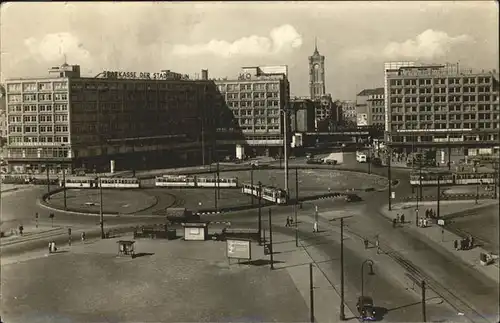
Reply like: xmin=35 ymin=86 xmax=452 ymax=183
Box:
xmin=357 ymin=87 xmax=384 ymax=96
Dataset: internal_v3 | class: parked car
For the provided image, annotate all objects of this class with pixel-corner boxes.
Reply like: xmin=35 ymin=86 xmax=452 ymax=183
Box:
xmin=306 ymin=158 xmax=323 ymax=165
xmin=306 ymin=153 xmax=315 ymax=159
xmin=356 ymin=296 xmax=377 ymax=321
xmin=345 ymin=194 xmax=362 ymax=202
xmin=324 ymin=159 xmax=338 ymax=165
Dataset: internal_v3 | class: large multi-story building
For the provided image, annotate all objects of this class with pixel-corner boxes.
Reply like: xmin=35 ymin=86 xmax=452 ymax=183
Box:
xmin=214 ymin=65 xmax=290 ymax=158
xmin=355 ymin=88 xmax=384 ymax=129
xmin=384 ymin=62 xmax=500 ymax=154
xmin=3 ymin=63 xmax=223 ymax=174
xmin=0 ymin=85 xmax=6 ymax=146
xmin=309 ymin=40 xmax=326 ymax=100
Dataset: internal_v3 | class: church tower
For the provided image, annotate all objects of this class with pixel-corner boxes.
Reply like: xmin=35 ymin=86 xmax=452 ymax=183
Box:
xmin=308 ymin=38 xmax=326 ymax=100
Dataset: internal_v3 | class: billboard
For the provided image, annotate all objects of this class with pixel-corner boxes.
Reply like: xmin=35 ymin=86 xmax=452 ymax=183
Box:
xmin=227 ymin=239 xmax=251 ymax=260
xmin=357 ymin=113 xmax=368 ymax=126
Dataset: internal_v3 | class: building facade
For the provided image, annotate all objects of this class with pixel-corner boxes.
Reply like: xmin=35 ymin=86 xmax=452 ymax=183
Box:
xmin=214 ymin=65 xmax=290 ymax=158
xmin=4 ymin=64 xmax=220 ymax=173
xmin=385 ymin=62 xmax=500 ymax=151
xmin=290 ymin=97 xmax=315 ymax=133
xmin=0 ymin=85 xmax=6 ymax=146
xmin=340 ymin=100 xmax=356 ymax=126
xmin=355 ymin=88 xmax=384 ymax=128
xmin=309 ymin=41 xmax=326 ymax=100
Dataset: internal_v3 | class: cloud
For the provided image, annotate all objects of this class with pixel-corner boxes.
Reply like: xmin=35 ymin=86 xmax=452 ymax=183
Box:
xmin=172 ymin=24 xmax=303 ymax=58
xmin=383 ymin=29 xmax=473 ymax=59
xmin=24 ymin=32 xmax=91 ymax=63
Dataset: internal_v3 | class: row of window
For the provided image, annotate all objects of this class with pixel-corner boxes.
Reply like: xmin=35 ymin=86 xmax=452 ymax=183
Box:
xmin=217 ymin=83 xmax=280 ymax=92
xmin=389 ymin=77 xmax=492 ymax=87
xmin=7 ymin=147 xmax=70 ymax=158
xmin=8 ymin=104 xmax=68 ymax=113
xmin=391 ymin=113 xmax=498 ymax=122
xmin=71 ymin=81 xmax=197 ymax=92
xmin=391 ymin=123 xmax=499 ymax=131
xmin=231 ymin=109 xmax=280 ymax=117
xmin=225 ymin=92 xmax=280 ymax=100
xmin=8 ymin=114 xmax=69 ymax=123
xmin=8 ymin=136 xmax=69 ymax=144
xmin=391 ymin=95 xmax=495 ymax=104
xmin=6 ymin=81 xmax=68 ymax=92
xmin=240 ymin=126 xmax=280 ymax=131
xmin=391 ymin=86 xmax=493 ymax=95
xmin=7 ymin=93 xmax=68 ymax=103
xmin=8 ymin=125 xmax=68 ymax=133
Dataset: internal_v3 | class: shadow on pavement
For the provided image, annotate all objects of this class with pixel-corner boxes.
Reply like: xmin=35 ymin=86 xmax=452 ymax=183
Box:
xmin=239 ymin=259 xmax=284 ymax=266
xmin=373 ymin=306 xmax=388 ymax=321
xmin=132 ymin=252 xmax=155 ymax=258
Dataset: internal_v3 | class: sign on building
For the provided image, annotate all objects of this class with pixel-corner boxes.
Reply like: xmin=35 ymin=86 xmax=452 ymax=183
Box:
xmin=226 ymin=239 xmax=251 ymax=260
xmin=357 ymin=113 xmax=368 ymax=126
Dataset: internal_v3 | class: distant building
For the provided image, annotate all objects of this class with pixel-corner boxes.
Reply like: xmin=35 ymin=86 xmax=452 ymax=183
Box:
xmin=3 ymin=63 xmax=220 ymax=173
xmin=355 ymin=88 xmax=384 ymax=128
xmin=290 ymin=97 xmax=315 ymax=133
xmin=309 ymin=39 xmax=326 ymax=100
xmin=385 ymin=61 xmax=499 ymax=154
xmin=214 ymin=65 xmax=291 ymax=158
xmin=0 ymin=85 xmax=6 ymax=145
xmin=339 ymin=100 xmax=356 ymax=126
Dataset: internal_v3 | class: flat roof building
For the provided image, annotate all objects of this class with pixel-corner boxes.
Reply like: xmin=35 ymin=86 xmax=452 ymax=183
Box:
xmin=356 ymin=88 xmax=384 ymax=129
xmin=214 ymin=65 xmax=290 ymax=158
xmin=3 ymin=64 xmax=222 ymax=174
xmin=384 ymin=61 xmax=499 ymax=152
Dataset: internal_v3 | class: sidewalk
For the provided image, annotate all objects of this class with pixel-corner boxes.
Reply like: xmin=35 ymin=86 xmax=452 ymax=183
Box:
xmin=380 ymin=202 xmax=499 ymax=284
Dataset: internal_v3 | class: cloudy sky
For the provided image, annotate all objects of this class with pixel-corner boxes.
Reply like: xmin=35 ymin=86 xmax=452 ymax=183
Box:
xmin=1 ymin=1 xmax=498 ymax=100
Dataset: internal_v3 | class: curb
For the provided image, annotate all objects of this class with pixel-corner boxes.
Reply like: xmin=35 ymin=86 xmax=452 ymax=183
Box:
xmin=402 ymin=193 xmax=496 ymax=202
xmin=1 ymin=228 xmax=66 ymax=247
xmin=0 ymin=187 xmax=20 ymax=193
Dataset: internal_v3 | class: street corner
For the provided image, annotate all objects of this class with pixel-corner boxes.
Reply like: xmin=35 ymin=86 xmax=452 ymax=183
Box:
xmin=43 ymin=189 xmax=159 ymax=215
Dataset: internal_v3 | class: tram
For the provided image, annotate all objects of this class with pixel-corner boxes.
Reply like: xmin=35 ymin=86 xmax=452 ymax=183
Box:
xmin=154 ymin=174 xmax=238 ymax=188
xmin=241 ymin=183 xmax=287 ymax=204
xmin=63 ymin=176 xmax=140 ymax=189
xmin=409 ymin=171 xmax=495 ymax=186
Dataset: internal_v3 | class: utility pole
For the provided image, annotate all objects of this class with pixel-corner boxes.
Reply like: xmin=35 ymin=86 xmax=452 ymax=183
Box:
xmin=99 ymin=177 xmax=105 ymax=239
xmin=340 ymin=217 xmax=346 ymax=320
xmin=310 ymin=263 xmax=315 ymax=323
xmin=295 ymin=203 xmax=299 ymax=247
xmin=295 ymin=167 xmax=299 ymax=204
xmin=421 ymin=280 xmax=427 ymax=322
xmin=216 ymin=158 xmax=220 ymax=199
xmin=46 ymin=166 xmax=50 ymax=196
xmin=250 ymin=165 xmax=254 ymax=205
xmin=258 ymin=181 xmax=262 ymax=245
xmin=214 ymin=172 xmax=218 ymax=211
xmin=283 ymin=109 xmax=289 ymax=200
xmin=387 ymin=148 xmax=392 ymax=211
xmin=437 ymin=175 xmax=440 ymax=218
xmin=268 ymin=208 xmax=274 ymax=270
xmin=63 ymin=168 xmax=67 ymax=210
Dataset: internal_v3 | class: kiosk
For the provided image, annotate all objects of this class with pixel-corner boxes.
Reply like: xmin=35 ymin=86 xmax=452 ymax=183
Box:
xmin=182 ymin=222 xmax=209 ymax=241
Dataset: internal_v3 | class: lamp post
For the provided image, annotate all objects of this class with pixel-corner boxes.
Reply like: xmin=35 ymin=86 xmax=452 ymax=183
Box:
xmin=437 ymin=175 xmax=441 ymax=219
xmin=46 ymin=165 xmax=50 ymax=196
xmin=62 ymin=168 xmax=67 ymax=210
xmin=331 ymin=214 xmax=353 ymax=320
xmin=310 ymin=263 xmax=315 ymax=323
xmin=268 ymin=208 xmax=274 ymax=270
xmin=280 ymin=109 xmax=289 ymax=200
xmin=99 ymin=177 xmax=105 ymax=239
xmin=250 ymin=165 xmax=255 ymax=205
xmin=258 ymin=181 xmax=263 ymax=245
xmin=360 ymin=259 xmax=375 ymax=301
xmin=387 ymin=147 xmax=392 ymax=211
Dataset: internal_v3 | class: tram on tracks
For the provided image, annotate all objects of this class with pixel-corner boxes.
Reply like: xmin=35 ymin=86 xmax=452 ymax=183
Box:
xmin=409 ymin=171 xmax=496 ymax=186
xmin=62 ymin=176 xmax=140 ymax=189
xmin=154 ymin=174 xmax=238 ymax=188
xmin=241 ymin=183 xmax=287 ymax=204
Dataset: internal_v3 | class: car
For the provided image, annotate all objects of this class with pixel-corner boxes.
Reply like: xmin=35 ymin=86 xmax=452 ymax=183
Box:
xmin=324 ymin=159 xmax=338 ymax=165
xmin=306 ymin=153 xmax=314 ymax=159
xmin=345 ymin=194 xmax=362 ymax=202
xmin=356 ymin=296 xmax=377 ymax=321
xmin=306 ymin=158 xmax=323 ymax=165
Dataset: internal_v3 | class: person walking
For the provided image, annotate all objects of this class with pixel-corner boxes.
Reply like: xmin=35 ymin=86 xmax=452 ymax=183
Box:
xmin=400 ymin=214 xmax=405 ymax=224
xmin=313 ymin=221 xmax=318 ymax=233
xmin=453 ymin=240 xmax=458 ymax=250
xmin=81 ymin=231 xmax=86 ymax=242
xmin=285 ymin=217 xmax=290 ymax=227
xmin=392 ymin=218 xmax=397 ymax=228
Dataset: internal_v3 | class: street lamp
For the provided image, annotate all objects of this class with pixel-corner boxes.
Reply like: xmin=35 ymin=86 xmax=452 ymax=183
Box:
xmin=279 ymin=108 xmax=289 ymax=200
xmin=330 ymin=214 xmax=353 ymax=321
xmin=99 ymin=177 xmax=105 ymax=239
xmin=360 ymin=259 xmax=375 ymax=301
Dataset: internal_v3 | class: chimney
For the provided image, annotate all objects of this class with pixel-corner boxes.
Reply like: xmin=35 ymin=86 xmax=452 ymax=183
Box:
xmin=201 ymin=69 xmax=208 ymax=80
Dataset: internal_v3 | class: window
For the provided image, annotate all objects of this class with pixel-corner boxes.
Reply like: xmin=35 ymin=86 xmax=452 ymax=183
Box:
xmin=39 ymin=93 xmax=52 ymax=101
xmin=53 ymin=82 xmax=68 ymax=90
xmin=8 ymin=94 xmax=22 ymax=103
xmin=54 ymin=93 xmax=68 ymax=101
xmin=22 ymin=83 xmax=37 ymax=91
xmin=54 ymin=114 xmax=68 ymax=122
xmin=38 ymin=82 xmax=52 ymax=91
xmin=54 ymin=104 xmax=68 ymax=111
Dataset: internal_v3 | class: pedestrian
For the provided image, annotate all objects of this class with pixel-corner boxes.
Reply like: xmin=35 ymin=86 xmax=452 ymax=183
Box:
xmin=453 ymin=240 xmax=458 ymax=250
xmin=470 ymin=235 xmax=474 ymax=249
xmin=289 ymin=216 xmax=294 ymax=225
xmin=418 ymin=218 xmax=423 ymax=228
xmin=81 ymin=231 xmax=86 ymax=242
xmin=313 ymin=221 xmax=318 ymax=233
xmin=48 ymin=241 xmax=52 ymax=253
xmin=18 ymin=225 xmax=24 ymax=236
xmin=364 ymin=239 xmax=369 ymax=249
xmin=285 ymin=217 xmax=290 ymax=227
xmin=396 ymin=214 xmax=400 ymax=223
xmin=459 ymin=239 xmax=464 ymax=251
xmin=392 ymin=218 xmax=397 ymax=228
xmin=375 ymin=238 xmax=380 ymax=254
xmin=400 ymin=214 xmax=405 ymax=224
xmin=425 ymin=209 xmax=429 ymax=218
